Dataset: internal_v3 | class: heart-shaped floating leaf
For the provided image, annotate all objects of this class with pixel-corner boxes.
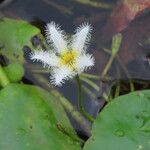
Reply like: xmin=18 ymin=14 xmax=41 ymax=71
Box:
xmin=84 ymin=90 xmax=150 ymax=150
xmin=0 ymin=84 xmax=81 ymax=150
xmin=0 ymin=18 xmax=40 ymax=63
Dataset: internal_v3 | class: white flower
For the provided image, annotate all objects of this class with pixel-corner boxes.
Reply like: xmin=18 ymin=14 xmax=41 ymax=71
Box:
xmin=30 ymin=22 xmax=94 ymax=86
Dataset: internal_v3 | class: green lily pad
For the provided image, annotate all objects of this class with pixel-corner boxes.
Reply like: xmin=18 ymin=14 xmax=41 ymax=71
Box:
xmin=0 ymin=83 xmax=81 ymax=150
xmin=0 ymin=18 xmax=40 ymax=63
xmin=83 ymin=90 xmax=150 ymax=150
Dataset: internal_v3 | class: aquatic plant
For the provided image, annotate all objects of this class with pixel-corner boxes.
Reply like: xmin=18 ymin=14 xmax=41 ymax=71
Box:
xmin=0 ymin=17 xmax=149 ymax=150
xmin=30 ymin=22 xmax=94 ymax=86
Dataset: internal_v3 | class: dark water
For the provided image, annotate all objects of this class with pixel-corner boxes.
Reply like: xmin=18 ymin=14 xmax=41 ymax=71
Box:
xmin=0 ymin=0 xmax=150 ymax=136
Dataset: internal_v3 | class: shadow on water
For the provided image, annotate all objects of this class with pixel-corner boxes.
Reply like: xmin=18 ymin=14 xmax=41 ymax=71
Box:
xmin=0 ymin=0 xmax=150 ymax=138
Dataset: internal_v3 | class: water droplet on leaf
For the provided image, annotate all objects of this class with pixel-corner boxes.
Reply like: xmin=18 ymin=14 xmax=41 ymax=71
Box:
xmin=115 ymin=129 xmax=125 ymax=137
xmin=137 ymin=92 xmax=145 ymax=97
xmin=16 ymin=128 xmax=27 ymax=135
xmin=137 ymin=111 xmax=150 ymax=132
xmin=138 ymin=145 xmax=143 ymax=149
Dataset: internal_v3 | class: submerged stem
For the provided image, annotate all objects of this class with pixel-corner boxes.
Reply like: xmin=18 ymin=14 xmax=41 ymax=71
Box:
xmin=80 ymin=76 xmax=99 ymax=91
xmin=81 ymin=73 xmax=100 ymax=80
xmin=117 ymin=57 xmax=135 ymax=92
xmin=0 ymin=65 xmax=10 ymax=87
xmin=81 ymin=73 xmax=112 ymax=81
xmin=76 ymin=75 xmax=94 ymax=122
xmin=51 ymin=90 xmax=91 ymax=137
xmin=33 ymin=73 xmax=91 ymax=136
xmin=101 ymin=55 xmax=115 ymax=77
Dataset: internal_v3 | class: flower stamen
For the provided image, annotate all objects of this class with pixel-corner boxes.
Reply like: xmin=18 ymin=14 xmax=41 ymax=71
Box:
xmin=59 ymin=50 xmax=78 ymax=68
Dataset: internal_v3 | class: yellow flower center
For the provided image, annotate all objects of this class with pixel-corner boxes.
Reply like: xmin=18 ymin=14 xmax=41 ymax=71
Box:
xmin=59 ymin=50 xmax=78 ymax=68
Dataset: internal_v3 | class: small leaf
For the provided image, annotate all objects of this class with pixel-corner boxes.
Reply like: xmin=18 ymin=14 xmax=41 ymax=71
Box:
xmin=0 ymin=18 xmax=40 ymax=63
xmin=111 ymin=33 xmax=122 ymax=56
xmin=3 ymin=63 xmax=24 ymax=82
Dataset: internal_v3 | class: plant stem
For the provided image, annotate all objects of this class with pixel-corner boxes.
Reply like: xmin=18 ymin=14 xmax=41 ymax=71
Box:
xmin=114 ymin=80 xmax=120 ymax=98
xmin=33 ymin=73 xmax=91 ymax=136
xmin=76 ymin=75 xmax=94 ymax=122
xmin=81 ymin=73 xmax=112 ymax=81
xmin=81 ymin=73 xmax=100 ymax=80
xmin=31 ymin=69 xmax=49 ymax=74
xmin=117 ymin=57 xmax=135 ymax=92
xmin=82 ymin=85 xmax=97 ymax=100
xmin=102 ymin=33 xmax=122 ymax=77
xmin=101 ymin=55 xmax=115 ymax=77
xmin=74 ymin=0 xmax=114 ymax=9
xmin=51 ymin=90 xmax=91 ymax=136
xmin=99 ymin=55 xmax=115 ymax=101
xmin=0 ymin=65 xmax=10 ymax=87
xmin=80 ymin=76 xmax=99 ymax=91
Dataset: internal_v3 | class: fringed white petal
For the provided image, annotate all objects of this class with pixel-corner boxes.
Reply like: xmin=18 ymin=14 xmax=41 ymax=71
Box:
xmin=30 ymin=22 xmax=95 ymax=87
xmin=50 ymin=66 xmax=75 ymax=86
xmin=72 ymin=23 xmax=92 ymax=53
xmin=46 ymin=22 xmax=67 ymax=53
xmin=30 ymin=51 xmax=59 ymax=68
xmin=76 ymin=54 xmax=95 ymax=73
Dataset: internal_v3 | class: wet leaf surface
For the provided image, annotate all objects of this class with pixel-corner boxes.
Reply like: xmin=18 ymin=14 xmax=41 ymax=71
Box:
xmin=83 ymin=90 xmax=150 ymax=150
xmin=0 ymin=83 xmax=81 ymax=150
xmin=0 ymin=0 xmax=150 ymax=139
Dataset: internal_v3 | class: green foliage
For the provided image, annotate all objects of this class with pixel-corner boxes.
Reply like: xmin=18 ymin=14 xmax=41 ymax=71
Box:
xmin=83 ymin=90 xmax=150 ymax=150
xmin=0 ymin=18 xmax=40 ymax=64
xmin=0 ymin=84 xmax=81 ymax=150
xmin=0 ymin=17 xmax=82 ymax=149
xmin=3 ymin=63 xmax=24 ymax=82
xmin=111 ymin=33 xmax=122 ymax=56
